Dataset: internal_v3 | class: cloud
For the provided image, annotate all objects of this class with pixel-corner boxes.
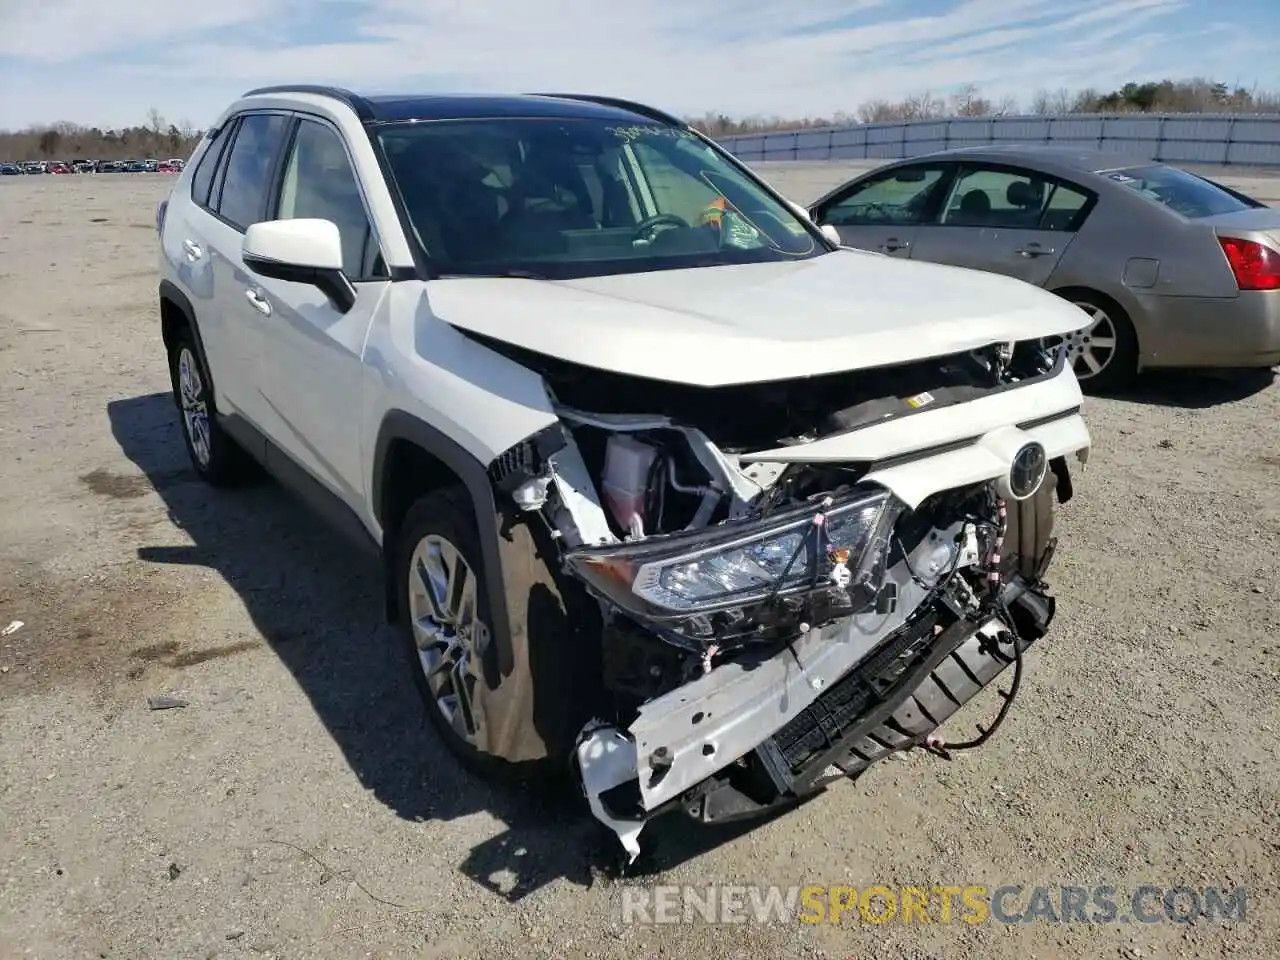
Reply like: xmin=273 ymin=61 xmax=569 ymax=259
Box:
xmin=0 ymin=0 xmax=1274 ymax=128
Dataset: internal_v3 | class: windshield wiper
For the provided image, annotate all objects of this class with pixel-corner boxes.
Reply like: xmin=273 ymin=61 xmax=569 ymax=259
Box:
xmin=439 ymin=268 xmax=551 ymax=280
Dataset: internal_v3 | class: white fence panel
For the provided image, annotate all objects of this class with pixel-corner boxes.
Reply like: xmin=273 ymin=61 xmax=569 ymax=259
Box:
xmin=717 ymin=113 xmax=1280 ymax=166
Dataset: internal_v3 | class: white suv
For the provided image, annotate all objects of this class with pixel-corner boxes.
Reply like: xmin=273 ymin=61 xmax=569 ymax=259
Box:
xmin=156 ymin=86 xmax=1092 ymax=859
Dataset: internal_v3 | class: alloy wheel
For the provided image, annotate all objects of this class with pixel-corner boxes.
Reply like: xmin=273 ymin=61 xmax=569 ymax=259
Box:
xmin=407 ymin=534 xmax=486 ymax=746
xmin=1052 ymin=302 xmax=1119 ymax=381
xmin=177 ymin=346 xmax=212 ymax=468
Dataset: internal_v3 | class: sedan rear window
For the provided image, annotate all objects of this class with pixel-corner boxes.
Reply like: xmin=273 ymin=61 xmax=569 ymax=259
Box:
xmin=1104 ymin=164 xmax=1262 ymax=219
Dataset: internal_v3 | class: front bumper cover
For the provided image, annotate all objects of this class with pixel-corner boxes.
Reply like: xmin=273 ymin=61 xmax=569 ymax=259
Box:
xmin=574 ymin=526 xmax=1055 ymax=860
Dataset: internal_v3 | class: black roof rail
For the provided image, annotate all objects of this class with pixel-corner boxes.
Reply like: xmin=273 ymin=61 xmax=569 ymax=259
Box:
xmin=526 ymin=93 xmax=687 ymax=128
xmin=240 ymin=85 xmax=375 ymax=121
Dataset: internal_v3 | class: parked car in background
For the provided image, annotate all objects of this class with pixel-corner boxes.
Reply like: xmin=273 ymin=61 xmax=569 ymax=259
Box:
xmin=47 ymin=162 xmax=71 ymax=174
xmin=809 ymin=146 xmax=1280 ymax=390
xmin=21 ymin=161 xmax=46 ymax=174
xmin=0 ymin=162 xmax=21 ymax=175
xmin=164 ymin=157 xmax=186 ymax=171
xmin=157 ymin=160 xmax=182 ymax=173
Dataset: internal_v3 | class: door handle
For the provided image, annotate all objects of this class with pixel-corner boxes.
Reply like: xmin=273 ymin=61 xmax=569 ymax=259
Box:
xmin=182 ymin=239 xmax=203 ymax=262
xmin=244 ymin=288 xmax=272 ymax=316
xmin=1018 ymin=243 xmax=1055 ymax=258
xmin=882 ymin=237 xmax=910 ymax=252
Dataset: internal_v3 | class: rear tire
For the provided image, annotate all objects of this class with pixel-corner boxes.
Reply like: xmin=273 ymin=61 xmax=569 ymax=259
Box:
xmin=1049 ymin=290 xmax=1137 ymax=393
xmin=166 ymin=326 xmax=255 ymax=486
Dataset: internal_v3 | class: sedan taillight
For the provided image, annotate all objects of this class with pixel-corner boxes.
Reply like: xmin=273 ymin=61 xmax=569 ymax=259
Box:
xmin=1218 ymin=236 xmax=1280 ymax=291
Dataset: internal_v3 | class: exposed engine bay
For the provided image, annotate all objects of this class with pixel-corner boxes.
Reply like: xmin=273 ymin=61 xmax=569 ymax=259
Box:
xmin=484 ymin=335 xmax=1088 ymax=860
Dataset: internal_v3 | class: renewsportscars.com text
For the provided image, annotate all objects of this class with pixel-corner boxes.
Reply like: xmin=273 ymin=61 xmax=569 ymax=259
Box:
xmin=619 ymin=884 xmax=1249 ymax=926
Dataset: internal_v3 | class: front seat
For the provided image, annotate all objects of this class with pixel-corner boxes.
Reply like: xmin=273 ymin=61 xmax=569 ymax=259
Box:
xmin=1005 ymin=179 xmax=1046 ymax=225
xmin=957 ymin=188 xmax=991 ymax=224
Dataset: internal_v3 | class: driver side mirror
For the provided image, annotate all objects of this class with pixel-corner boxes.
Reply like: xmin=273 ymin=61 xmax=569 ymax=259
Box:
xmin=242 ymin=219 xmax=356 ymax=313
xmin=820 ymin=224 xmax=842 ymax=246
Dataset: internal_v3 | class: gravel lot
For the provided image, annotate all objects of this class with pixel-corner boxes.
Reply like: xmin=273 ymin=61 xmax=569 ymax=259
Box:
xmin=1 ymin=170 xmax=1278 ymax=960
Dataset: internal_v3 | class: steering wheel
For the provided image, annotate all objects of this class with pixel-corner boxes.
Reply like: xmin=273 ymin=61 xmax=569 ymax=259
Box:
xmin=633 ymin=212 xmax=690 ymax=243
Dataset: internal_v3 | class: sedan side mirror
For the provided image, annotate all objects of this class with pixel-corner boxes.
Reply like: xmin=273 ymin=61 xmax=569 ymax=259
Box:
xmin=242 ymin=219 xmax=356 ymax=313
xmin=820 ymin=224 xmax=842 ymax=246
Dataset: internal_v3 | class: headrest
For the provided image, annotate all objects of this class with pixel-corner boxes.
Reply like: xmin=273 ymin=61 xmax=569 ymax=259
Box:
xmin=1006 ymin=179 xmax=1043 ymax=208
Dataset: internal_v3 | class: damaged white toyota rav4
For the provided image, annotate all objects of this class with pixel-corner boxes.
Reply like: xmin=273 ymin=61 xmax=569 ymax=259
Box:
xmin=156 ymin=87 xmax=1092 ymax=859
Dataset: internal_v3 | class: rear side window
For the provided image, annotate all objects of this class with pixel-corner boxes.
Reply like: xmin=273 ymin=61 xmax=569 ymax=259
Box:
xmin=190 ymin=128 xmax=231 ymax=207
xmin=215 ymin=113 xmax=289 ymax=231
xmin=941 ymin=165 xmax=1093 ymax=231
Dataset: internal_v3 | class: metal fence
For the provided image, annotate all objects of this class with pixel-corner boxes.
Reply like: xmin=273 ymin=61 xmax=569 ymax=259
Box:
xmin=716 ymin=113 xmax=1280 ymax=167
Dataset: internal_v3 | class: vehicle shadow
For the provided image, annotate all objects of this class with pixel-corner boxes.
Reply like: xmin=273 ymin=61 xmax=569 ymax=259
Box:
xmin=1099 ymin=367 xmax=1276 ymax=408
xmin=107 ymin=392 xmax=763 ymax=900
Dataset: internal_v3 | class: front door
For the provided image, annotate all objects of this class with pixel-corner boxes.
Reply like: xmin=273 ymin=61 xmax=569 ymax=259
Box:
xmin=810 ymin=162 xmax=955 ymax=257
xmin=908 ymin=163 xmax=1092 ymax=286
xmin=250 ymin=115 xmax=391 ymax=507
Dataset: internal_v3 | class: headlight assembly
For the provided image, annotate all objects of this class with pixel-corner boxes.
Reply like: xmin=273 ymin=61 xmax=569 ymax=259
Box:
xmin=565 ymin=489 xmax=901 ymax=621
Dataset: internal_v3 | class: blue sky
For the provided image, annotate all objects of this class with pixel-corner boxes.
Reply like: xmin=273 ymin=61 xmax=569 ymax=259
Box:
xmin=0 ymin=0 xmax=1277 ymax=130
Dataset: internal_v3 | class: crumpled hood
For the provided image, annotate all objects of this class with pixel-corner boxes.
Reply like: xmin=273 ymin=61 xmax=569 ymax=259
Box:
xmin=426 ymin=251 xmax=1092 ymax=387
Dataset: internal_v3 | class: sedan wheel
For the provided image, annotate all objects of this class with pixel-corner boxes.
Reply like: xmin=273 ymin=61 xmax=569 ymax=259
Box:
xmin=1062 ymin=301 xmax=1119 ymax=381
xmin=1041 ymin=293 xmax=1137 ymax=392
xmin=407 ymin=533 xmax=487 ymax=748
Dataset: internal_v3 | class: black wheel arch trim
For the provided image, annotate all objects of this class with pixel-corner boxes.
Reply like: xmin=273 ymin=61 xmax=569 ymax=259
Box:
xmin=372 ymin=410 xmax=522 ymax=678
xmin=158 ymin=280 xmax=214 ymax=395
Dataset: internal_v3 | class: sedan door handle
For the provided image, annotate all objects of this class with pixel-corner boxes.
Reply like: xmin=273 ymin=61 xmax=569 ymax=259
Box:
xmin=1018 ymin=243 xmax=1055 ymax=258
xmin=244 ymin=288 xmax=272 ymax=316
xmin=182 ymin=239 xmax=203 ymax=262
xmin=882 ymin=237 xmax=910 ymax=252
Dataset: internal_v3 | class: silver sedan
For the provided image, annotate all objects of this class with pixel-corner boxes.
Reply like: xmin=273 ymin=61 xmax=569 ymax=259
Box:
xmin=808 ymin=146 xmax=1280 ymax=390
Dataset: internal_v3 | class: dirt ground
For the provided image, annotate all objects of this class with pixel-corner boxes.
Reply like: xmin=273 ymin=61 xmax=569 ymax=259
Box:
xmin=1 ymin=171 xmax=1278 ymax=960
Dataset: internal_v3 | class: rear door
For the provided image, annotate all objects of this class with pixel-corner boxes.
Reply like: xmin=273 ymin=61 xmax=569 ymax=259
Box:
xmin=908 ymin=162 xmax=1094 ymax=286
xmin=810 ymin=161 xmax=955 ymax=256
xmin=202 ymin=111 xmax=292 ymax=433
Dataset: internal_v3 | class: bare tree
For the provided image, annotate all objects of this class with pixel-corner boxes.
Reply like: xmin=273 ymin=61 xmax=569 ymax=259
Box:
xmin=950 ymin=83 xmax=993 ymax=117
xmin=993 ymin=95 xmax=1020 ymax=117
xmin=902 ymin=90 xmax=946 ymax=120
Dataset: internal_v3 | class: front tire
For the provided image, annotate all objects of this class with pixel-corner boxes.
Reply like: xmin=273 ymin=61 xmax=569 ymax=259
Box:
xmin=396 ymin=487 xmax=519 ymax=778
xmin=166 ymin=327 xmax=254 ymax=486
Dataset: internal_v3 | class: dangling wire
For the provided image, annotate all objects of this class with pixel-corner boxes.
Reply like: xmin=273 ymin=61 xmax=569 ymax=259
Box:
xmin=923 ymin=599 xmax=1024 ymax=759
xmin=765 ymin=496 xmax=834 ymax=668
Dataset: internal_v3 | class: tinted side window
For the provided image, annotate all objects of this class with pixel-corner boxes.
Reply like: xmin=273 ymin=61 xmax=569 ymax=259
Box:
xmin=819 ymin=165 xmax=949 ymax=226
xmin=1039 ymin=180 xmax=1092 ymax=231
xmin=190 ymin=127 xmax=231 ymax=207
xmin=215 ymin=113 xmax=288 ymax=231
xmin=941 ymin=165 xmax=1092 ymax=230
xmin=276 ymin=118 xmax=385 ymax=278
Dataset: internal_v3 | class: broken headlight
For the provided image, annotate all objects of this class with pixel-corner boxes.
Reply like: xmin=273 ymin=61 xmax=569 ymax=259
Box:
xmin=566 ymin=489 xmax=900 ymax=620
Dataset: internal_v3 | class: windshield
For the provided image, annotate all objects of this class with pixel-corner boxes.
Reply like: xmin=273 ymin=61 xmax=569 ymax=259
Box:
xmin=1104 ymin=164 xmax=1262 ymax=219
xmin=375 ymin=118 xmax=823 ymax=278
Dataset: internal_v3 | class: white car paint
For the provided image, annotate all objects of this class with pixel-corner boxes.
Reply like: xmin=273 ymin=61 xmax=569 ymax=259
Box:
xmin=159 ymin=87 xmax=1091 ymax=552
xmin=429 ymin=253 xmax=1093 ymax=386
xmin=744 ymin=357 xmax=1083 ymax=463
xmin=243 ymin=218 xmax=344 ymax=269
